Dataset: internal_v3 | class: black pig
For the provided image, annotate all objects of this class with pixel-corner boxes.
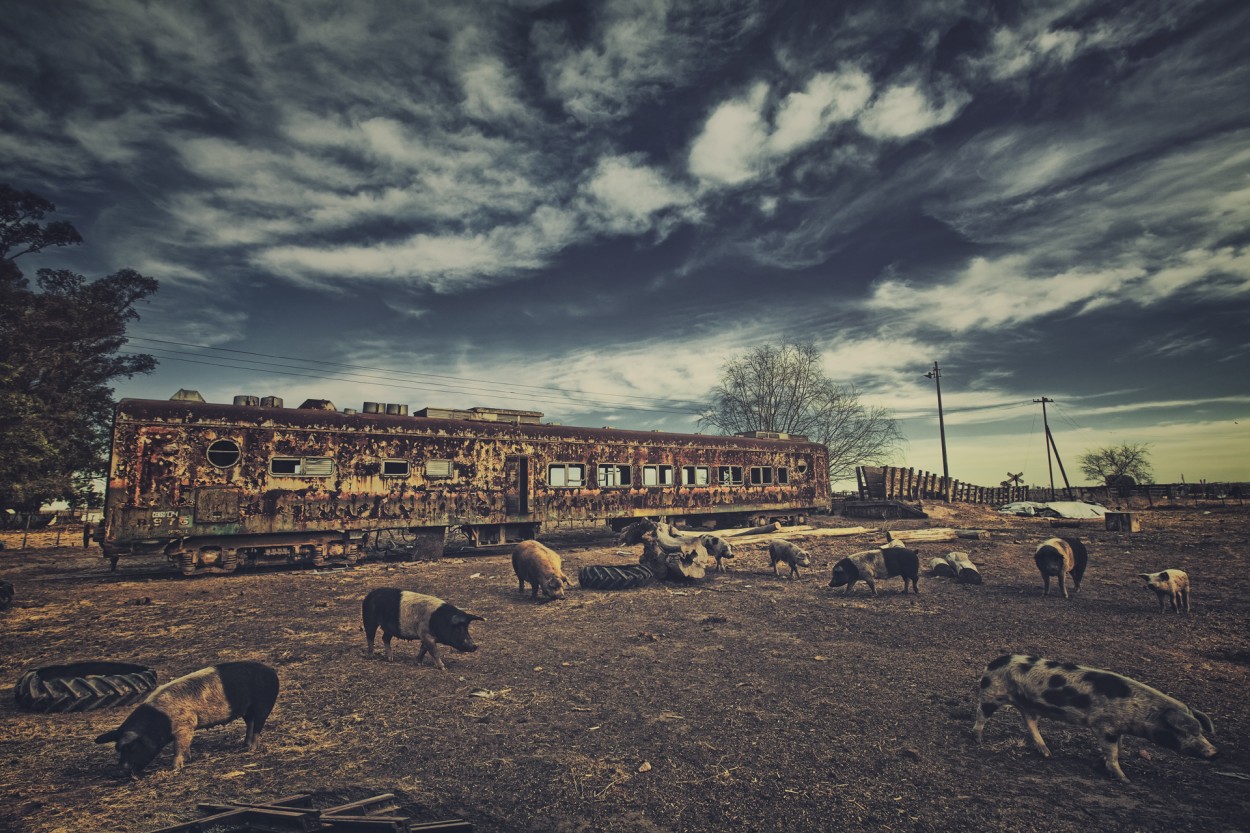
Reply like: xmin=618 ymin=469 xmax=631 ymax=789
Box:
xmin=362 ymin=588 xmax=484 ymax=669
xmin=1034 ymin=537 xmax=1088 ymax=598
xmin=95 ymin=661 xmax=278 ymax=776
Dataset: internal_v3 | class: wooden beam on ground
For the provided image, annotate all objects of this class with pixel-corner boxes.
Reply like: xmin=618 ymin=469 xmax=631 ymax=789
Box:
xmin=886 ymin=528 xmax=957 ymax=543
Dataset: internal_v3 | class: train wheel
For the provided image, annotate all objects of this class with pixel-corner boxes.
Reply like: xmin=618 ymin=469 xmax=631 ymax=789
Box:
xmin=14 ymin=662 xmax=158 ymax=713
xmin=219 ymin=549 xmax=239 ymax=574
xmin=178 ymin=552 xmax=197 ymax=576
xmin=577 ymin=564 xmax=653 ymax=590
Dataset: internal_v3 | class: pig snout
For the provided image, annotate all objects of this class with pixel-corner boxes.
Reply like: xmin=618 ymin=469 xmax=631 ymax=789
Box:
xmin=1182 ymin=736 xmax=1218 ymax=759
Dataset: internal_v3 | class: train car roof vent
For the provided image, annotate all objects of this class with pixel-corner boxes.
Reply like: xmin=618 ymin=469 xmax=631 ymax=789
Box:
xmin=170 ymin=389 xmax=205 ymax=402
xmin=298 ymin=398 xmax=337 ymax=411
xmin=735 ymin=430 xmax=806 ymax=441
xmin=468 ymin=407 xmax=544 ymax=424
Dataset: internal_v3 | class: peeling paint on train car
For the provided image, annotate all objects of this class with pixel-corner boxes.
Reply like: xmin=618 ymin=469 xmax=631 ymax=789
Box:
xmin=102 ymin=399 xmax=829 ymax=574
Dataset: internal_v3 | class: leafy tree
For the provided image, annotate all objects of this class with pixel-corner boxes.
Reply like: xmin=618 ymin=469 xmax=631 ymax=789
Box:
xmin=0 ymin=184 xmax=157 ymax=510
xmin=1078 ymin=442 xmax=1154 ymax=489
xmin=699 ymin=341 xmax=902 ymax=482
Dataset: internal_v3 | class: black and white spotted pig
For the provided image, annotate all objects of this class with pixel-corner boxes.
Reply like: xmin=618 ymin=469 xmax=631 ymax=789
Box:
xmin=972 ymin=653 xmax=1217 ymax=783
xmin=1140 ymin=569 xmax=1190 ymax=613
xmin=768 ymin=540 xmax=810 ymax=579
xmin=94 ymin=661 xmax=279 ymax=776
xmin=828 ymin=546 xmax=920 ymax=595
xmin=362 ymin=588 xmax=484 ymax=669
xmin=701 ymin=534 xmax=735 ymax=572
xmin=1033 ymin=537 xmax=1088 ymax=598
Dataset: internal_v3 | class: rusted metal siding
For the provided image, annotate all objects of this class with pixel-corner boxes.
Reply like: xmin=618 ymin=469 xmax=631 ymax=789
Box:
xmin=103 ymin=399 xmax=829 ymax=553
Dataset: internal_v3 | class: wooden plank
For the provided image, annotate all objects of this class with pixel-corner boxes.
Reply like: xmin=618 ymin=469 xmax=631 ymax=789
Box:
xmin=886 ymin=528 xmax=957 ymax=543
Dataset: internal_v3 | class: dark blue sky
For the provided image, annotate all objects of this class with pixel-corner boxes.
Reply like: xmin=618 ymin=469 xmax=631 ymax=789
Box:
xmin=3 ymin=0 xmax=1247 ymax=487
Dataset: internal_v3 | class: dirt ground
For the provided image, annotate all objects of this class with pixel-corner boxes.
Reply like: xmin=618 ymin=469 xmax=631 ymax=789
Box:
xmin=1 ymin=502 xmax=1248 ymax=833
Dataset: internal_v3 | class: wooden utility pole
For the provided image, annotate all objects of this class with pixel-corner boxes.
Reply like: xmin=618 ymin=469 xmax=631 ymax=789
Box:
xmin=925 ymin=362 xmax=951 ymax=501
xmin=1034 ymin=397 xmax=1056 ymax=499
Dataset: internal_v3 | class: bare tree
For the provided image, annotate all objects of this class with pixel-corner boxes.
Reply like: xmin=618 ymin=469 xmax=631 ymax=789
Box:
xmin=699 ymin=342 xmax=901 ymax=482
xmin=1078 ymin=442 xmax=1154 ymax=488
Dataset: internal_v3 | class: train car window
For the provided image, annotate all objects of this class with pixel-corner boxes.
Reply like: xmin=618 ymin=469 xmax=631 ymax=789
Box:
xmin=682 ymin=466 xmax=710 ymax=486
xmin=270 ymin=457 xmax=334 ymax=477
xmin=776 ymin=467 xmax=789 ymax=484
xmin=426 ymin=459 xmax=453 ymax=479
xmin=642 ymin=465 xmax=674 ymax=487
xmin=382 ymin=459 xmax=410 ymax=477
xmin=548 ymin=463 xmax=586 ymax=488
xmin=750 ymin=466 xmax=774 ymax=485
xmin=597 ymin=464 xmax=632 ymax=487
xmin=206 ymin=439 xmax=241 ymax=468
xmin=717 ymin=465 xmax=743 ymax=485
xmin=796 ymin=462 xmax=808 ymax=475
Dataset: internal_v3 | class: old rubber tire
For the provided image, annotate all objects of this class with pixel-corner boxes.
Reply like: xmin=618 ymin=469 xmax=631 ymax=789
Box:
xmin=577 ymin=564 xmax=653 ymax=590
xmin=13 ymin=661 xmax=158 ymax=713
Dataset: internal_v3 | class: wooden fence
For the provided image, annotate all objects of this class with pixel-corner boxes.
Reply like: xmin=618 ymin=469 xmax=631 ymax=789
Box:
xmin=855 ymin=466 xmax=1247 ymax=506
xmin=855 ymin=466 xmax=1027 ymax=504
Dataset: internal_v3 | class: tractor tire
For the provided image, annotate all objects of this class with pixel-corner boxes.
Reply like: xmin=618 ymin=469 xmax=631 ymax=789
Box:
xmin=14 ymin=661 xmax=158 ymax=713
xmin=577 ymin=564 xmax=653 ymax=591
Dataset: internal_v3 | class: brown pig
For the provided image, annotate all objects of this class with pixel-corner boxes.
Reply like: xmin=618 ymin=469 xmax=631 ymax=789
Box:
xmin=512 ymin=540 xmax=572 ymax=601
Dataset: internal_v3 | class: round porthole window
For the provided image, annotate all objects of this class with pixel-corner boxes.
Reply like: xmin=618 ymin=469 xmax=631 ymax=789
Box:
xmin=796 ymin=463 xmax=808 ymax=475
xmin=206 ymin=439 xmax=241 ymax=468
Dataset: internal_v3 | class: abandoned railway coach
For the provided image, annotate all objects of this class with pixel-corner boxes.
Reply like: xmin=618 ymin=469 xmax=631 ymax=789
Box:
xmin=103 ymin=393 xmax=829 ymax=575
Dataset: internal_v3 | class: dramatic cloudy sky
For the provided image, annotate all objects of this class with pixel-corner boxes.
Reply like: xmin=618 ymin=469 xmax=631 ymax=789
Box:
xmin=4 ymin=0 xmax=1248 ymax=489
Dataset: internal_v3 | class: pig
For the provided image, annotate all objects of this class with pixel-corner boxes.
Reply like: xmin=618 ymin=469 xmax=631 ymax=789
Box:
xmin=768 ymin=539 xmax=810 ymax=579
xmin=827 ymin=546 xmax=920 ymax=595
xmin=1139 ymin=569 xmax=1190 ymax=613
xmin=362 ymin=588 xmax=484 ymax=669
xmin=94 ymin=661 xmax=279 ymax=776
xmin=700 ymin=534 xmax=735 ymax=571
xmin=1033 ymin=537 xmax=1088 ymax=598
xmin=972 ymin=653 xmax=1217 ymax=783
xmin=511 ymin=540 xmax=571 ymax=601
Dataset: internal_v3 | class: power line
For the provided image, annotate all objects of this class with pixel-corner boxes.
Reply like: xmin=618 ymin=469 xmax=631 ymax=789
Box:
xmin=122 ymin=351 xmax=705 ymax=417
xmin=126 ymin=336 xmax=708 ymax=410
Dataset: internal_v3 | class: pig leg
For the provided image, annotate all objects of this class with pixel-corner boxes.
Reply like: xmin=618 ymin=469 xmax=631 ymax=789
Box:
xmin=844 ymin=579 xmax=856 ymax=595
xmin=1019 ymin=711 xmax=1052 ymax=757
xmin=1182 ymin=588 xmax=1190 ymax=613
xmin=866 ymin=577 xmax=877 ymax=596
xmin=1095 ymin=731 xmax=1130 ymax=783
xmin=791 ymin=564 xmax=800 ymax=579
xmin=1156 ymin=590 xmax=1167 ymax=613
xmin=417 ymin=636 xmax=446 ymax=670
xmin=1041 ymin=574 xmax=1051 ymax=597
xmin=517 ymin=576 xmax=526 ymax=594
xmin=1058 ymin=572 xmax=1069 ymax=600
xmin=971 ymin=700 xmax=999 ymax=742
xmin=171 ymin=727 xmax=195 ymax=771
xmin=383 ymin=633 xmax=394 ymax=662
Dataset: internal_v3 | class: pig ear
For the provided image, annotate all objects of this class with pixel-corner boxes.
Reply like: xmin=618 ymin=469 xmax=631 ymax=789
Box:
xmin=466 ymin=613 xmax=485 ymax=622
xmin=1138 ymin=573 xmax=1150 ymax=581
xmin=95 ymin=729 xmax=121 ymax=744
xmin=1192 ymin=708 xmax=1215 ymax=735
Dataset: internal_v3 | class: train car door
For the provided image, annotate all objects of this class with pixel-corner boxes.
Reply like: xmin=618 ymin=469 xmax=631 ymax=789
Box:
xmin=505 ymin=455 xmax=530 ymax=516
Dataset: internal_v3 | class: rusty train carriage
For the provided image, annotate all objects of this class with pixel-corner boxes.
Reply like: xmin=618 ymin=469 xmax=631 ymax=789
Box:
xmin=103 ymin=396 xmax=830 ymax=575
